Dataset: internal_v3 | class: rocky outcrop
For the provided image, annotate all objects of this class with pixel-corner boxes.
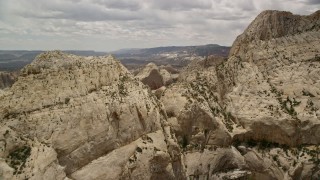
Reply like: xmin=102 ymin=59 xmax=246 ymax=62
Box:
xmin=230 ymin=10 xmax=320 ymax=59
xmin=159 ymin=10 xmax=320 ymax=179
xmin=70 ymin=130 xmax=176 ymax=180
xmin=0 ymin=71 xmax=18 ymax=89
xmin=224 ymin=10 xmax=320 ymax=146
xmin=0 ymin=51 xmax=179 ymax=179
xmin=135 ymin=63 xmax=178 ymax=90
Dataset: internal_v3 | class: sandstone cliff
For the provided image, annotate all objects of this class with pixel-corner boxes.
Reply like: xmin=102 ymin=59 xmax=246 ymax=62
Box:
xmin=0 ymin=52 xmax=181 ymax=179
xmin=160 ymin=10 xmax=320 ymax=179
xmin=230 ymin=10 xmax=320 ymax=59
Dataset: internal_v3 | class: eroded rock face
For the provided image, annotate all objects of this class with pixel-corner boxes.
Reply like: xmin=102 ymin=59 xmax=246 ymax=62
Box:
xmin=183 ymin=147 xmax=247 ymax=179
xmin=224 ymin=10 xmax=320 ymax=146
xmin=135 ymin=63 xmax=164 ymax=90
xmin=71 ymin=130 xmax=176 ymax=180
xmin=229 ymin=10 xmax=320 ymax=59
xmin=135 ymin=63 xmax=178 ymax=90
xmin=159 ymin=10 xmax=320 ymax=179
xmin=0 ymin=51 xmax=170 ymax=179
xmin=160 ymin=82 xmax=232 ymax=149
xmin=0 ymin=71 xmax=18 ymax=89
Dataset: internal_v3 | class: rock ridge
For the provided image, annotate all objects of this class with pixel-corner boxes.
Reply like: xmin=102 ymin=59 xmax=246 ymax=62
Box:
xmin=230 ymin=10 xmax=320 ymax=58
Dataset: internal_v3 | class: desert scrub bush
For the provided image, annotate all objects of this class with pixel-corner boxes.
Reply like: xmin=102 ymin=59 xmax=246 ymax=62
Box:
xmin=65 ymin=97 xmax=70 ymax=104
xmin=282 ymin=97 xmax=298 ymax=116
xmin=306 ymin=99 xmax=318 ymax=112
xmin=118 ymin=82 xmax=127 ymax=96
xmin=222 ymin=111 xmax=235 ymax=132
xmin=302 ymin=90 xmax=315 ymax=97
xmin=21 ymin=65 xmax=41 ymax=75
xmin=270 ymin=85 xmax=283 ymax=98
xmin=118 ymin=74 xmax=129 ymax=96
xmin=272 ymin=155 xmax=281 ymax=166
xmin=303 ymin=147 xmax=320 ymax=164
xmin=136 ymin=147 xmax=143 ymax=153
xmin=7 ymin=146 xmax=31 ymax=175
xmin=270 ymin=85 xmax=299 ymax=117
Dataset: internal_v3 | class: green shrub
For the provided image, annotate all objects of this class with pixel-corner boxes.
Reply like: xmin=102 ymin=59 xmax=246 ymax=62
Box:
xmin=8 ymin=146 xmax=31 ymax=175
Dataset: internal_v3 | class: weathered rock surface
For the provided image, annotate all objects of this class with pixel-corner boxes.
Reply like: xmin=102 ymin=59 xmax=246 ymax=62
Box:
xmin=230 ymin=10 xmax=320 ymax=59
xmin=225 ymin=10 xmax=320 ymax=146
xmin=70 ymin=130 xmax=176 ymax=180
xmin=135 ymin=63 xmax=178 ymax=90
xmin=159 ymin=10 xmax=320 ymax=179
xmin=0 ymin=71 xmax=18 ymax=89
xmin=0 ymin=52 xmax=175 ymax=179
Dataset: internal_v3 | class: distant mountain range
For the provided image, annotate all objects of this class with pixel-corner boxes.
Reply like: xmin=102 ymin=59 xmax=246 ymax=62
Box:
xmin=0 ymin=44 xmax=230 ymax=71
xmin=112 ymin=44 xmax=230 ymax=57
xmin=111 ymin=44 xmax=230 ymax=69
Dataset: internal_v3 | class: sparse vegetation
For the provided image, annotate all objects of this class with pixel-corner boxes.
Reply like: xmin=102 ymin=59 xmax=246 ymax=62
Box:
xmin=65 ymin=97 xmax=70 ymax=104
xmin=282 ymin=96 xmax=298 ymax=116
xmin=270 ymin=85 xmax=300 ymax=117
xmin=118 ymin=82 xmax=127 ymax=96
xmin=222 ymin=111 xmax=235 ymax=132
xmin=302 ymin=90 xmax=315 ymax=97
xmin=306 ymin=99 xmax=318 ymax=112
xmin=118 ymin=74 xmax=129 ymax=96
xmin=4 ymin=129 xmax=9 ymax=136
xmin=136 ymin=147 xmax=143 ymax=153
xmin=300 ymin=147 xmax=320 ymax=164
xmin=7 ymin=146 xmax=31 ymax=175
xmin=272 ymin=155 xmax=281 ymax=166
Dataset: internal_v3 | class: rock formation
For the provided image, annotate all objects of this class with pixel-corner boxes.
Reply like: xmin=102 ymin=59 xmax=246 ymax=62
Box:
xmin=230 ymin=10 xmax=320 ymax=59
xmin=0 ymin=52 xmax=181 ymax=179
xmin=0 ymin=10 xmax=320 ymax=180
xmin=135 ymin=63 xmax=178 ymax=90
xmin=0 ymin=71 xmax=18 ymax=89
xmin=160 ymin=10 xmax=320 ymax=179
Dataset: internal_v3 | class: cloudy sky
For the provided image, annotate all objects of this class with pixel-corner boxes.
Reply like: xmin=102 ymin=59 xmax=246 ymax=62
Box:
xmin=0 ymin=0 xmax=319 ymax=51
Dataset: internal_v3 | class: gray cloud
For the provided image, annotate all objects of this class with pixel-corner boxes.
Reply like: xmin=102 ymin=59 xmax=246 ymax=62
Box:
xmin=150 ymin=0 xmax=213 ymax=10
xmin=0 ymin=0 xmax=319 ymax=51
xmin=92 ymin=0 xmax=142 ymax=11
xmin=15 ymin=0 xmax=142 ymax=21
xmin=304 ymin=0 xmax=320 ymax=5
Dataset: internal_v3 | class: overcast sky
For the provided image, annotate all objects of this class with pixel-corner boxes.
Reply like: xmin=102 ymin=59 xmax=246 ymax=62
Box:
xmin=0 ymin=0 xmax=319 ymax=51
